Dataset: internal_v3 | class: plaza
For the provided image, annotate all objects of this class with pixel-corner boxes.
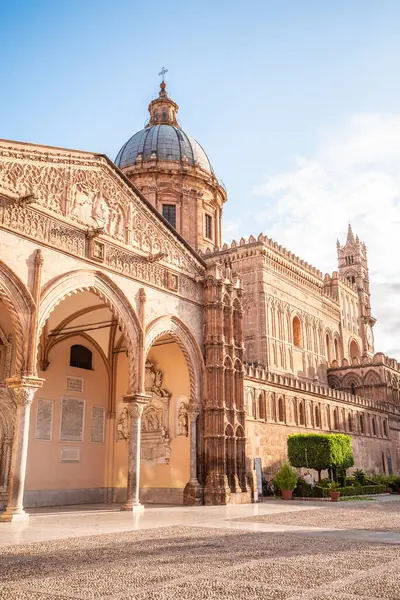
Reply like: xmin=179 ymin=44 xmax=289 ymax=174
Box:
xmin=1 ymin=497 xmax=400 ymax=599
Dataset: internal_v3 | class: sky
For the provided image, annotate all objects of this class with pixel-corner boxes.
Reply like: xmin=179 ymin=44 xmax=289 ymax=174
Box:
xmin=2 ymin=1 xmax=400 ymax=357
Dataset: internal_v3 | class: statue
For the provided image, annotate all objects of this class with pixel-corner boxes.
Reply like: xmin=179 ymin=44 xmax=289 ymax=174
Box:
xmin=116 ymin=407 xmax=130 ymax=441
xmin=178 ymin=401 xmax=188 ymax=437
xmin=160 ymin=426 xmax=168 ymax=442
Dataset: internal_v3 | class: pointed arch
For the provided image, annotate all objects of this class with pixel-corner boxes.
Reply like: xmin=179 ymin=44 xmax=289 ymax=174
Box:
xmin=0 ymin=259 xmax=35 ymax=375
xmin=145 ymin=314 xmax=205 ymax=409
xmin=38 ymin=270 xmax=141 ymax=391
xmin=258 ymin=391 xmax=266 ymax=420
xmin=299 ymin=400 xmax=305 ymax=425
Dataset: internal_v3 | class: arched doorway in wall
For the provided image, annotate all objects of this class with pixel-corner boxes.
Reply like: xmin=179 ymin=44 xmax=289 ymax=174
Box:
xmin=0 ymin=261 xmax=35 ymax=511
xmin=143 ymin=316 xmax=204 ymax=505
xmin=32 ymin=270 xmax=141 ymax=509
xmin=33 ymin=290 xmax=124 ymax=507
xmin=0 ymin=308 xmax=15 ymax=508
xmin=139 ymin=333 xmax=192 ymax=504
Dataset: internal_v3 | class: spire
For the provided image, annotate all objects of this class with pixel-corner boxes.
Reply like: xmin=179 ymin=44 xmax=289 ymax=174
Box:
xmin=346 ymin=223 xmax=355 ymax=245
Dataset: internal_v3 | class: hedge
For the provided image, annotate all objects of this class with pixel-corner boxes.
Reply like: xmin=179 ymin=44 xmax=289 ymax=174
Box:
xmin=288 ymin=433 xmax=354 ymax=479
xmin=293 ymin=480 xmax=388 ymax=498
xmin=337 ymin=484 xmax=388 ymax=497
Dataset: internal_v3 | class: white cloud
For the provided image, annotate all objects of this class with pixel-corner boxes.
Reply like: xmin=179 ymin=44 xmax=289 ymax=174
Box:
xmin=252 ymin=114 xmax=400 ymax=359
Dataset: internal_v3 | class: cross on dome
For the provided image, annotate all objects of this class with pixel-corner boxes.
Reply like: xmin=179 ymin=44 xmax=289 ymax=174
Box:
xmin=158 ymin=66 xmax=168 ymax=82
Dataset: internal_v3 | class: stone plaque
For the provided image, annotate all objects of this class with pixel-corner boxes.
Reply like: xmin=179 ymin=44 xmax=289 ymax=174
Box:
xmin=35 ymin=399 xmax=54 ymax=441
xmin=60 ymin=396 xmax=85 ymax=442
xmin=91 ymin=406 xmax=105 ymax=443
xmin=61 ymin=447 xmax=81 ymax=463
xmin=66 ymin=376 xmax=84 ymax=393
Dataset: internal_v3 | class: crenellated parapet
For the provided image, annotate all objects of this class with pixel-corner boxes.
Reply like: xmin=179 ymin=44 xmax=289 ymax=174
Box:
xmin=202 ymin=233 xmax=324 ymax=284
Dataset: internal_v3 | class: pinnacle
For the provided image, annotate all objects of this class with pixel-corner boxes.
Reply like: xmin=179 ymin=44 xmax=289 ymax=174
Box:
xmin=346 ymin=223 xmax=355 ymax=245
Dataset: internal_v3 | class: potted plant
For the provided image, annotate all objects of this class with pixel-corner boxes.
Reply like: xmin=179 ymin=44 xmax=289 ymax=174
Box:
xmin=274 ymin=462 xmax=298 ymax=500
xmin=328 ymin=482 xmax=341 ymax=502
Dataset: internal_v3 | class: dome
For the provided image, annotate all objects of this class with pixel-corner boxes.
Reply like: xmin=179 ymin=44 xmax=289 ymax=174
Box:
xmin=115 ymin=124 xmax=213 ymax=174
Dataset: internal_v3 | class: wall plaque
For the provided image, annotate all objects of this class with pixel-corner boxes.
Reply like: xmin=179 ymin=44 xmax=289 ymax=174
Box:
xmin=61 ymin=447 xmax=81 ymax=463
xmin=60 ymin=396 xmax=85 ymax=442
xmin=66 ymin=376 xmax=84 ymax=393
xmin=91 ymin=406 xmax=105 ymax=443
xmin=35 ymin=398 xmax=54 ymax=441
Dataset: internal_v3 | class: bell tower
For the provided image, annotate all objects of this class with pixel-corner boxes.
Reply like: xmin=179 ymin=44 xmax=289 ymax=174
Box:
xmin=337 ymin=224 xmax=376 ymax=357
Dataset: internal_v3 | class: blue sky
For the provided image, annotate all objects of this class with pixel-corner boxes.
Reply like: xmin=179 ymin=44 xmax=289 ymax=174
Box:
xmin=2 ymin=1 xmax=400 ymax=355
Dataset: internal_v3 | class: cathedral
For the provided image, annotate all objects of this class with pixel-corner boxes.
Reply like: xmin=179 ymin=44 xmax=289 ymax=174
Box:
xmin=0 ymin=79 xmax=399 ymax=521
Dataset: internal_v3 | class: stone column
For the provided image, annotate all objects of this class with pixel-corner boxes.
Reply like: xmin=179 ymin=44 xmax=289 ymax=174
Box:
xmin=121 ymin=393 xmax=150 ymax=513
xmin=183 ymin=408 xmax=203 ymax=505
xmin=0 ymin=376 xmax=44 ymax=522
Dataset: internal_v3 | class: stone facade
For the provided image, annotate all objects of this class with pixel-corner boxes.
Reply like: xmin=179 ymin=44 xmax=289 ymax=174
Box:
xmin=0 ymin=83 xmax=399 ymax=519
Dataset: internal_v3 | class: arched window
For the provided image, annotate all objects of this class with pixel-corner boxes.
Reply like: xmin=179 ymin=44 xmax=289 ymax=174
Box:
xmin=359 ymin=414 xmax=365 ymax=434
xmin=333 ymin=408 xmax=339 ymax=430
xmin=315 ymin=405 xmax=320 ymax=428
xmin=292 ymin=316 xmax=302 ymax=348
xmin=153 ymin=109 xmax=159 ymax=121
xmin=70 ymin=344 xmax=92 ymax=370
xmin=383 ymin=420 xmax=388 ymax=437
xmin=162 ymin=108 xmax=167 ymax=120
xmin=351 ymin=383 xmax=356 ymax=396
xmin=326 ymin=333 xmax=332 ymax=364
xmin=348 ymin=413 xmax=353 ymax=432
xmin=372 ymin=417 xmax=376 ymax=436
xmin=252 ymin=394 xmax=257 ymax=419
xmin=278 ymin=397 xmax=284 ymax=422
xmin=270 ymin=394 xmax=276 ymax=421
xmin=299 ymin=402 xmax=305 ymax=425
xmin=334 ymin=338 xmax=339 ymax=361
xmin=350 ymin=339 xmax=361 ymax=361
xmin=292 ymin=398 xmax=298 ymax=424
xmin=258 ymin=393 xmax=266 ymax=420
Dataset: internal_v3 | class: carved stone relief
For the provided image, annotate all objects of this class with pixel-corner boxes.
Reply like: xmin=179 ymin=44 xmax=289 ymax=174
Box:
xmin=141 ymin=360 xmax=172 ymax=464
xmin=116 ymin=361 xmax=173 ymax=465
xmin=0 ymin=146 xmax=204 ymax=278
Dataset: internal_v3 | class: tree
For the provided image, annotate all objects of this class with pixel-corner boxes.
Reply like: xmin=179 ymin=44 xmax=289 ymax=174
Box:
xmin=288 ymin=433 xmax=354 ymax=482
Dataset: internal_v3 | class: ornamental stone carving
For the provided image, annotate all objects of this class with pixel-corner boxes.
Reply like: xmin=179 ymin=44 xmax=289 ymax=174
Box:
xmin=140 ymin=360 xmax=172 ymax=464
xmin=0 ymin=144 xmax=205 ymax=279
xmin=178 ymin=401 xmax=189 ymax=437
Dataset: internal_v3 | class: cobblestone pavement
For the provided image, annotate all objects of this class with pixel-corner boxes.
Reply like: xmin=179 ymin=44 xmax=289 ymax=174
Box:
xmin=2 ymin=524 xmax=400 ymax=599
xmin=236 ymin=499 xmax=400 ymax=532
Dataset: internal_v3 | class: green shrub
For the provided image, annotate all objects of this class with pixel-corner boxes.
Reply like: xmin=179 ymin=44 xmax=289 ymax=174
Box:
xmin=354 ymin=469 xmax=366 ymax=486
xmin=319 ymin=477 xmax=333 ymax=488
xmin=367 ymin=474 xmax=400 ymax=492
xmin=274 ymin=462 xmax=298 ymax=491
xmin=288 ymin=433 xmax=354 ymax=481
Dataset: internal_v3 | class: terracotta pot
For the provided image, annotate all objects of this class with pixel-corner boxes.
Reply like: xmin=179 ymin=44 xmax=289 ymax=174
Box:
xmin=282 ymin=489 xmax=293 ymax=501
xmin=330 ymin=491 xmax=340 ymax=502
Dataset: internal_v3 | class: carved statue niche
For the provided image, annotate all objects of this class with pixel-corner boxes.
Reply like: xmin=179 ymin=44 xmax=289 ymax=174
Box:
xmin=177 ymin=401 xmax=188 ymax=437
xmin=116 ymin=406 xmax=130 ymax=441
xmin=140 ymin=360 xmax=172 ymax=464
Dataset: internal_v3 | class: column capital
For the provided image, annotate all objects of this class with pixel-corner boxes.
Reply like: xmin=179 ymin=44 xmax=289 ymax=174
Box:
xmin=123 ymin=392 xmax=151 ymax=419
xmin=6 ymin=376 xmax=45 ymax=406
xmin=187 ymin=407 xmax=200 ymax=422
